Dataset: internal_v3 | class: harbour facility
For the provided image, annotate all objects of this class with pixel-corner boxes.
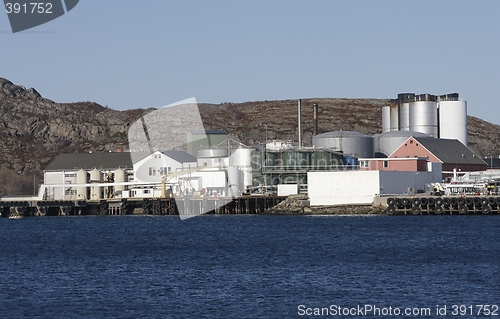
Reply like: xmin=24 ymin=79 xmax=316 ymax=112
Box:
xmin=1 ymin=92 xmax=497 ymax=217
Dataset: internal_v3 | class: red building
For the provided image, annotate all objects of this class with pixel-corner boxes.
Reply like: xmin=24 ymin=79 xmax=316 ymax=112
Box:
xmin=389 ymin=137 xmax=487 ymax=179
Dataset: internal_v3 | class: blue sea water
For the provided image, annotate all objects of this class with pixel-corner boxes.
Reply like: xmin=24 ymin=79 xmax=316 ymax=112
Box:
xmin=0 ymin=215 xmax=499 ymax=319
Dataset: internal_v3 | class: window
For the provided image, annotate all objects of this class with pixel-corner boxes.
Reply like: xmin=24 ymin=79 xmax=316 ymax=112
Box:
xmin=64 ymin=173 xmax=76 ymax=178
xmin=410 ymin=140 xmax=413 ymax=144
xmin=149 ymin=167 xmax=153 ymax=176
xmin=383 ymin=161 xmax=388 ymax=168
xmin=144 ymin=189 xmax=150 ymax=194
xmin=360 ymin=161 xmax=369 ymax=168
xmin=168 ymin=167 xmax=171 ymax=173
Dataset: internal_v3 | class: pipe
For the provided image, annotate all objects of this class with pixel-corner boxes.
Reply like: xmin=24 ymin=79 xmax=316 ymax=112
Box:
xmin=313 ymin=103 xmax=318 ymax=136
xmin=298 ymin=99 xmax=302 ymax=147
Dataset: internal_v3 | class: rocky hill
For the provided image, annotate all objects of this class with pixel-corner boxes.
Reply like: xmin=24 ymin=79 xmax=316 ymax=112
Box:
xmin=1 ymin=77 xmax=499 ymax=194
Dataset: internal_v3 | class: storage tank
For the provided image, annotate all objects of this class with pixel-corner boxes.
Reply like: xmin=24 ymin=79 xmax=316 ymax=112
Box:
xmin=312 ymin=131 xmax=374 ymax=158
xmin=242 ymin=167 xmax=253 ymax=191
xmin=198 ymin=148 xmax=228 ymax=158
xmin=438 ymin=100 xmax=467 ymax=146
xmin=389 ymin=103 xmax=399 ymax=131
xmin=382 ymin=106 xmax=391 ymax=133
xmin=409 ymin=101 xmax=438 ymax=136
xmin=76 ymin=169 xmax=87 ymax=200
xmin=89 ymin=169 xmax=101 ymax=182
xmin=229 ymin=148 xmax=252 ymax=167
xmin=90 ymin=169 xmax=101 ymax=200
xmin=400 ymin=102 xmax=410 ymax=131
xmin=114 ymin=168 xmax=126 ymax=192
xmin=227 ymin=166 xmax=242 ymax=197
xmin=375 ymin=130 xmax=433 ymax=157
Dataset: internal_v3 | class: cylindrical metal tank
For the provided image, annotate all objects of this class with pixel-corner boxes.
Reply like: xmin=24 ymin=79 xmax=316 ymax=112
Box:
xmin=114 ymin=168 xmax=126 ymax=192
xmin=382 ymin=106 xmax=391 ymax=133
xmin=375 ymin=130 xmax=433 ymax=157
xmin=312 ymin=131 xmax=374 ymax=158
xmin=197 ymin=148 xmax=228 ymax=158
xmin=400 ymin=102 xmax=410 ymax=131
xmin=409 ymin=101 xmax=438 ymax=136
xmin=89 ymin=169 xmax=101 ymax=182
xmin=389 ymin=103 xmax=399 ymax=131
xmin=89 ymin=169 xmax=101 ymax=200
xmin=76 ymin=169 xmax=87 ymax=200
xmin=227 ymin=166 xmax=241 ymax=197
xmin=90 ymin=185 xmax=102 ymax=200
xmin=229 ymin=148 xmax=252 ymax=167
xmin=242 ymin=167 xmax=252 ymax=190
xmin=438 ymin=100 xmax=467 ymax=146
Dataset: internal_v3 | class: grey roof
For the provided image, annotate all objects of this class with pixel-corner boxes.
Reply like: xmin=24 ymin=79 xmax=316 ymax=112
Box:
xmin=44 ymin=153 xmax=134 ymax=171
xmin=159 ymin=150 xmax=197 ymax=163
xmin=414 ymin=137 xmax=487 ymax=165
xmin=189 ymin=129 xmax=227 ymax=135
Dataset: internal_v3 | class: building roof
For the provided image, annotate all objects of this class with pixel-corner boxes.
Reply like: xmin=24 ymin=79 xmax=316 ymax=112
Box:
xmin=159 ymin=150 xmax=197 ymax=163
xmin=414 ymin=137 xmax=487 ymax=165
xmin=189 ymin=129 xmax=227 ymax=135
xmin=44 ymin=153 xmax=134 ymax=171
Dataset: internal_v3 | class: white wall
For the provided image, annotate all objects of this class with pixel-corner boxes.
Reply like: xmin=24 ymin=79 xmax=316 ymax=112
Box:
xmin=308 ymin=169 xmax=443 ymax=206
xmin=308 ymin=171 xmax=380 ymax=206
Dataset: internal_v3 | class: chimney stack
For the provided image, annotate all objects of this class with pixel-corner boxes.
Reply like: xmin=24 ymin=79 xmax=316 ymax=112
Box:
xmin=313 ymin=103 xmax=318 ymax=136
xmin=298 ymin=99 xmax=302 ymax=147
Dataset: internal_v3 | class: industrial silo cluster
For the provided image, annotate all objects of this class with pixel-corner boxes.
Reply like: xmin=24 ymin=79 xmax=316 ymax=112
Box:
xmin=382 ymin=93 xmax=467 ymax=146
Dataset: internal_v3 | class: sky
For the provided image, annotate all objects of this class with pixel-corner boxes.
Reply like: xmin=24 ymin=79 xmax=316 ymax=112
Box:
xmin=2 ymin=1 xmax=500 ymax=124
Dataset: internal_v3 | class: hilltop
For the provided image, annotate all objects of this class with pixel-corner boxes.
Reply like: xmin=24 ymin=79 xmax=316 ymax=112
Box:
xmin=1 ymin=77 xmax=499 ymax=194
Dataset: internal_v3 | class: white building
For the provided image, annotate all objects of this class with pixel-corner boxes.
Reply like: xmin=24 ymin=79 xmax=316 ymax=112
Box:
xmin=307 ymin=168 xmax=442 ymax=206
xmin=43 ymin=152 xmax=135 ymax=200
xmin=133 ymin=150 xmax=197 ymax=183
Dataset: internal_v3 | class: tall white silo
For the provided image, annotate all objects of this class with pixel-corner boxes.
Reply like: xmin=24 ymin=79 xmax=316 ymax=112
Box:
xmin=382 ymin=106 xmax=391 ymax=133
xmin=409 ymin=101 xmax=438 ymax=137
xmin=114 ymin=168 xmax=126 ymax=193
xmin=439 ymin=100 xmax=467 ymax=146
xmin=230 ymin=148 xmax=252 ymax=192
xmin=389 ymin=103 xmax=399 ymax=131
xmin=90 ymin=169 xmax=102 ymax=200
xmin=400 ymin=102 xmax=410 ymax=131
xmin=76 ymin=169 xmax=88 ymax=200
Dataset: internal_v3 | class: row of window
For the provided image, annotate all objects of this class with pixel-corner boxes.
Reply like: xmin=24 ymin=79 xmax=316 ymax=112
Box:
xmin=149 ymin=167 xmax=172 ymax=176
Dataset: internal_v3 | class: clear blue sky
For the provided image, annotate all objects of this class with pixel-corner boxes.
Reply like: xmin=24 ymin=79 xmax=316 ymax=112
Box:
xmin=2 ymin=1 xmax=500 ymax=124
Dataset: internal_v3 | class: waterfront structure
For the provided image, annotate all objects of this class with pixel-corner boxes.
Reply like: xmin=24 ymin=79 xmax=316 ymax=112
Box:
xmin=43 ymin=152 xmax=135 ymax=200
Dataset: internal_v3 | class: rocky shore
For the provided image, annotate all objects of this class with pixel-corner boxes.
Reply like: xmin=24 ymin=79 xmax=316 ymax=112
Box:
xmin=265 ymin=195 xmax=386 ymax=215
